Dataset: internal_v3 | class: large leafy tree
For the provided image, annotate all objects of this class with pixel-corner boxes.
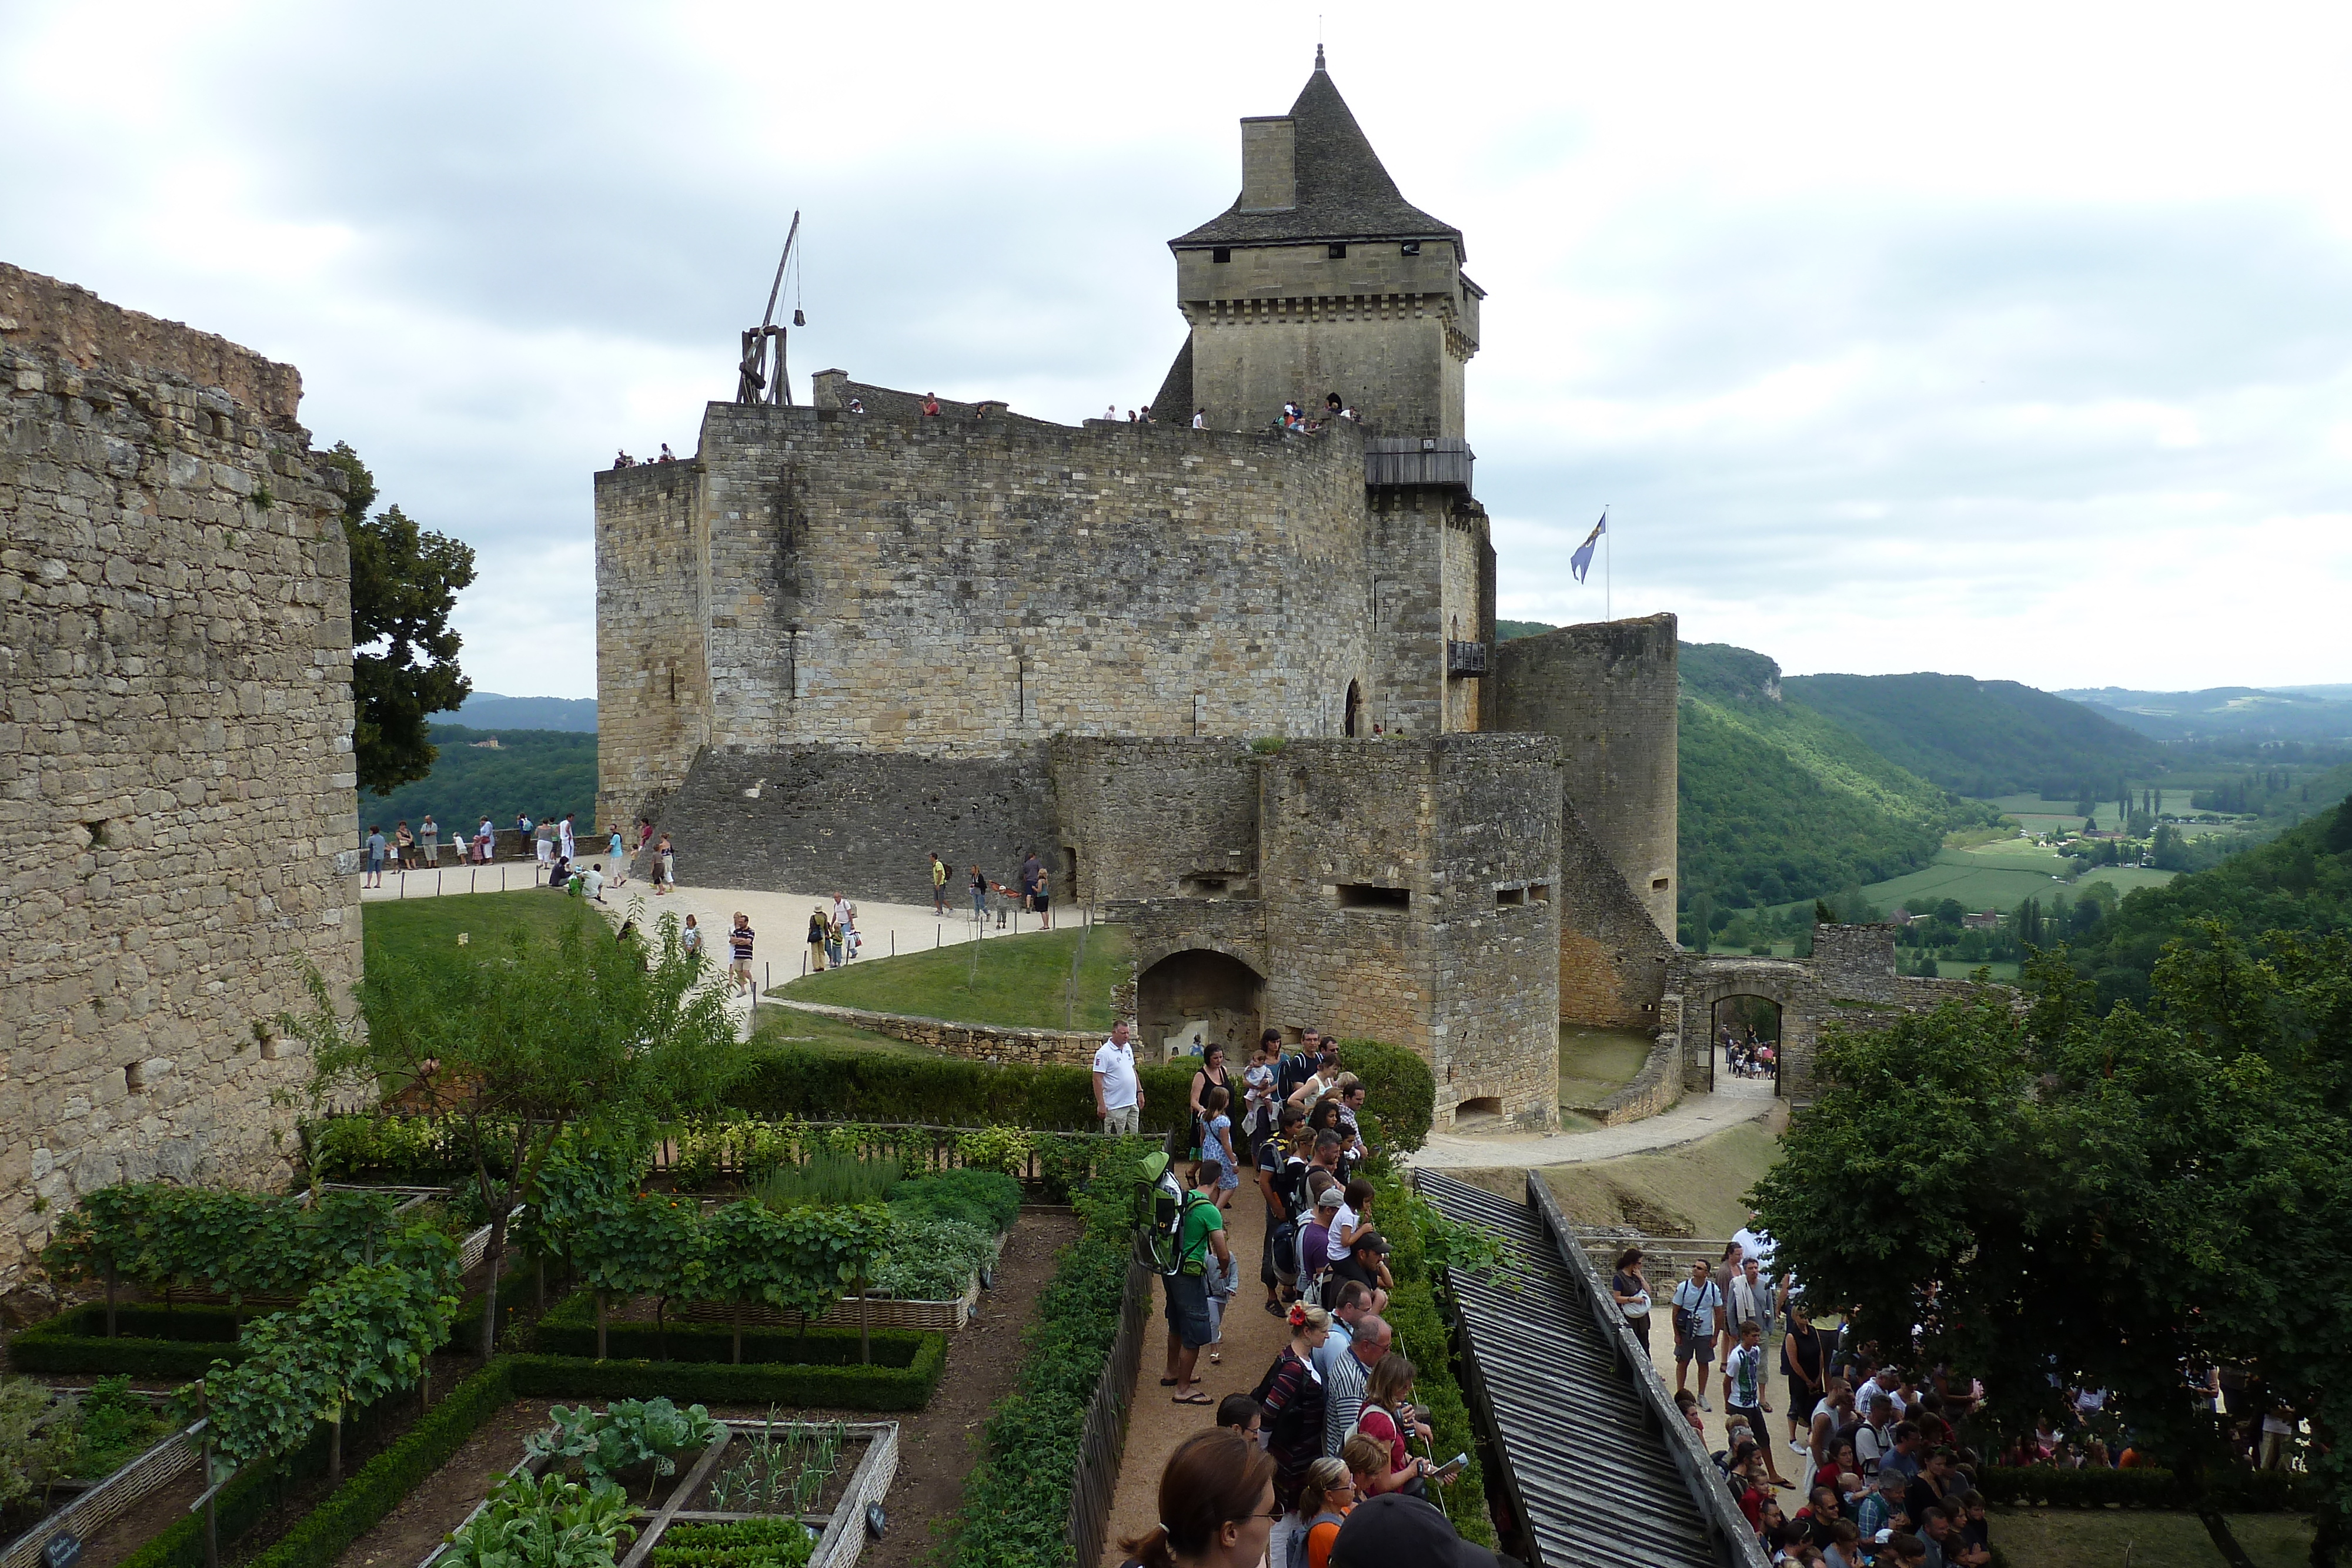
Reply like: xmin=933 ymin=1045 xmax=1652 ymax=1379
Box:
xmin=1753 ymin=929 xmax=2352 ymax=1561
xmin=292 ymin=905 xmax=745 ymax=1362
xmin=317 ymin=441 xmax=477 ymax=794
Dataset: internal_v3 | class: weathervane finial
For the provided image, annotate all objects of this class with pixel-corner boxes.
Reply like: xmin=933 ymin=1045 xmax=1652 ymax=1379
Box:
xmin=1315 ymin=42 xmax=1325 ymax=70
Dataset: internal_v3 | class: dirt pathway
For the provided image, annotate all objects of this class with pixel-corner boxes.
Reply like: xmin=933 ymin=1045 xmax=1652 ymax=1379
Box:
xmin=1101 ymin=1189 xmax=1284 ymax=1566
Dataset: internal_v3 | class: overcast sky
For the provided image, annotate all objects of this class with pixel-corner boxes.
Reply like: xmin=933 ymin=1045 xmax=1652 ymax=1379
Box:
xmin=6 ymin=2 xmax=2348 ymax=700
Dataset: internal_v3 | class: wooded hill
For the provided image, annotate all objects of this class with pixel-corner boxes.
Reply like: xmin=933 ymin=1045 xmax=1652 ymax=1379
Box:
xmin=356 ymin=724 xmax=597 ymax=836
xmin=1676 ymin=643 xmax=1996 ymax=911
xmin=1780 ymin=670 xmax=2162 ymax=798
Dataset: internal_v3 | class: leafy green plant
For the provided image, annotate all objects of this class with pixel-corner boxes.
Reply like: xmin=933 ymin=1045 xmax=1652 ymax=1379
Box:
xmin=63 ymin=1376 xmax=172 ymax=1478
xmin=950 ymin=1126 xmax=1031 ymax=1176
xmin=869 ymin=1218 xmax=994 ymax=1302
xmin=1 ymin=1378 xmax=71 ymax=1512
xmin=724 ymin=1045 xmax=1196 ymax=1134
xmin=526 ymin=1400 xmax=720 ymax=1498
xmin=650 ymin=1518 xmax=815 ymax=1568
xmin=885 ymin=1167 xmax=1021 ymax=1236
xmin=41 ymin=1185 xmax=412 ymax=1312
xmin=437 ymin=1470 xmax=637 ymax=1568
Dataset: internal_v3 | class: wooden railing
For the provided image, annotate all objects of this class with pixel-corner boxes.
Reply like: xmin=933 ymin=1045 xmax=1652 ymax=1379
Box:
xmin=1068 ymin=1258 xmax=1152 ymax=1568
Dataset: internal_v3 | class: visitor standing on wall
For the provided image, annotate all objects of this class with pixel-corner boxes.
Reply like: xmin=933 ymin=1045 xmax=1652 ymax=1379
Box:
xmin=1093 ymin=1019 xmax=1141 ymax=1135
xmin=419 ymin=814 xmax=439 ymax=866
xmin=930 ymin=852 xmax=948 ymax=914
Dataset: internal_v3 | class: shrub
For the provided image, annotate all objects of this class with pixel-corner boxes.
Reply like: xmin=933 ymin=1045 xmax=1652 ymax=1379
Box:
xmin=10 ymin=1305 xmax=245 ymax=1379
xmin=1367 ymin=1171 xmax=1494 ymax=1546
xmin=945 ymin=1184 xmax=1134 ymax=1568
xmin=1334 ymin=1039 xmax=1435 ymax=1155
xmin=751 ymin=1155 xmax=903 ymax=1208
xmin=725 ymin=1045 xmax=1192 ymax=1133
xmin=870 ymin=1218 xmax=994 ymax=1301
xmin=506 ymin=1349 xmax=943 ymax=1412
xmin=887 ymin=1168 xmax=1023 ymax=1235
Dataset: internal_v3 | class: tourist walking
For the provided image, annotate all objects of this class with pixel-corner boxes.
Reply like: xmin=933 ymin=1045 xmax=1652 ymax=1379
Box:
xmin=1674 ymin=1259 xmax=1723 ymax=1407
xmin=1162 ymin=1167 xmax=1229 ymax=1403
xmin=1726 ymin=1322 xmax=1792 ymax=1487
xmin=657 ymin=833 xmax=674 ymax=891
xmin=1114 ymin=1429 xmax=1275 ymax=1568
xmin=419 ymin=814 xmax=439 ymax=866
xmin=805 ymin=904 xmax=829 ymax=973
xmin=930 ymin=852 xmax=948 ymax=914
xmin=1093 ymin=1019 xmax=1141 ymax=1134
xmin=536 ymin=818 xmax=556 ymax=874
xmin=970 ymin=864 xmax=988 ymax=919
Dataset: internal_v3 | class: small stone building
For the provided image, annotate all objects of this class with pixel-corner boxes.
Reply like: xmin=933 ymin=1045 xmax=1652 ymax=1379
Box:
xmin=0 ymin=265 xmax=362 ymax=1285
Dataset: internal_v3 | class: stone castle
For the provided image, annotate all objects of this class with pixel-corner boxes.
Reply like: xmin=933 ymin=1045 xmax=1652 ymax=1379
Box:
xmin=596 ymin=54 xmax=1689 ymax=1128
xmin=0 ymin=263 xmax=363 ymax=1284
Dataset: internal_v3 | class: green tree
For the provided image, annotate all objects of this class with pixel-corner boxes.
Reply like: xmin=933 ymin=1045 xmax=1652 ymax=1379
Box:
xmin=1689 ymin=892 xmax=1716 ymax=952
xmin=318 ymin=442 xmax=478 ymax=795
xmin=291 ymin=907 xmax=744 ymax=1362
xmin=1753 ymin=933 xmax=2352 ymax=1557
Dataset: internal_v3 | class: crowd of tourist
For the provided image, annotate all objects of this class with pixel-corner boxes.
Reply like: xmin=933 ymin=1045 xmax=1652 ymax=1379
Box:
xmin=358 ymin=813 xmax=678 ymax=898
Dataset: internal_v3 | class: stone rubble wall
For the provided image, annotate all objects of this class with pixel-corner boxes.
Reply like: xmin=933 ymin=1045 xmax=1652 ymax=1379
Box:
xmin=0 ymin=264 xmax=360 ymax=1284
xmin=766 ymin=1000 xmax=1098 ymax=1068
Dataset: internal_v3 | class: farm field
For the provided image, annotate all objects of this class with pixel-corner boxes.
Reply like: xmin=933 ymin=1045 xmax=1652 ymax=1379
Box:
xmin=1856 ymin=848 xmax=2175 ymax=917
xmin=1983 ymin=790 xmax=2257 ymax=835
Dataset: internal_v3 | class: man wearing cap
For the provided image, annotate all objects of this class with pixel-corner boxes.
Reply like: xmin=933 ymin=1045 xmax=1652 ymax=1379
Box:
xmin=1327 ymin=1492 xmax=1521 ymax=1568
xmin=1299 ymin=1182 xmax=1342 ymax=1295
xmin=1323 ymin=1313 xmax=1391 ymax=1460
xmin=1330 ymin=1230 xmax=1393 ymax=1317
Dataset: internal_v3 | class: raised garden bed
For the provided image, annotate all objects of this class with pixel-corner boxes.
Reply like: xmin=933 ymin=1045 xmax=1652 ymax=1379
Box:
xmin=422 ymin=1411 xmax=897 ymax=1568
xmin=1 ymin=1384 xmax=198 ymax=1568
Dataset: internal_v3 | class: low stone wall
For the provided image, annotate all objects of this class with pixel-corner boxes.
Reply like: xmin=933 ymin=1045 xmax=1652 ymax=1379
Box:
xmin=1566 ymin=1032 xmax=1685 ymax=1126
xmin=769 ymin=999 xmax=1100 ymax=1066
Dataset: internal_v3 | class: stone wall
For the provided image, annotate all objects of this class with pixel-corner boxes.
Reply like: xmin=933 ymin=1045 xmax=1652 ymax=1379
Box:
xmin=593 ymin=461 xmax=707 ymax=834
xmin=1049 ymin=737 xmax=1262 ymax=904
xmin=0 ymin=264 xmax=360 ymax=1284
xmin=1554 ymin=798 xmax=1678 ymax=1030
xmin=647 ymin=744 xmax=1054 ymax=907
xmin=1489 ymin=614 xmax=1680 ymax=937
xmin=768 ymin=999 xmax=1098 ymax=1067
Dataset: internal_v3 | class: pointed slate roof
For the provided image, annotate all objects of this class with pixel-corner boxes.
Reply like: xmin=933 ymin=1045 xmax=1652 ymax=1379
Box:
xmin=1172 ymin=54 xmax=1465 ymax=258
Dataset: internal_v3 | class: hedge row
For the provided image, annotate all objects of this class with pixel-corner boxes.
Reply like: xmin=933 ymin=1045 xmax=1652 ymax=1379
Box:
xmin=14 ymin=1267 xmax=538 ymax=1377
xmin=1332 ymin=1039 xmax=1435 ymax=1155
xmin=723 ymin=1044 xmax=1195 ymax=1132
xmin=1977 ymin=1463 xmax=2311 ymax=1512
xmin=1369 ymin=1171 xmax=1494 ymax=1547
xmin=948 ymin=1185 xmax=1137 ymax=1568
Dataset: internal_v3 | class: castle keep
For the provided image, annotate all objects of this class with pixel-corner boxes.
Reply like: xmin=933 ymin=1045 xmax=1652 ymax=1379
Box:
xmin=596 ymin=56 xmax=1681 ymax=1126
xmin=0 ymin=264 xmax=363 ymax=1282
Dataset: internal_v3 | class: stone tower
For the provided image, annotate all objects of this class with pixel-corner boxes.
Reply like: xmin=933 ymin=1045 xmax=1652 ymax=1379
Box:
xmin=1152 ymin=48 xmax=1483 ymax=438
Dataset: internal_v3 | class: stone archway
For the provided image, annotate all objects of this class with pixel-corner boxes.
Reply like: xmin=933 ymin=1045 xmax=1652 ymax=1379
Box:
xmin=1671 ymin=956 xmax=1810 ymax=1098
xmin=1706 ymin=994 xmax=1785 ymax=1094
xmin=1137 ymin=948 xmax=1267 ymax=1064
xmin=1344 ymin=680 xmax=1363 ymax=738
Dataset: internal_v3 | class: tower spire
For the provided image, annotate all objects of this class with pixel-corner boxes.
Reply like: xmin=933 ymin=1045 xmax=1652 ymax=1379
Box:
xmin=1315 ymin=42 xmax=1325 ymax=72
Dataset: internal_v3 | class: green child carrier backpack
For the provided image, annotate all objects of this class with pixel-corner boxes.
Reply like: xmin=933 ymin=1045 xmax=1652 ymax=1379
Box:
xmin=1135 ymin=1152 xmax=1214 ymax=1276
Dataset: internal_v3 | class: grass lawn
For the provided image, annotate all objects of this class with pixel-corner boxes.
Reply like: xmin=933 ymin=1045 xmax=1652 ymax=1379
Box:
xmin=2224 ymin=1513 xmax=2318 ymax=1568
xmin=1856 ymin=849 xmax=2176 ymax=917
xmin=767 ymin=924 xmax=1132 ymax=1031
xmin=747 ymin=1007 xmax=942 ymax=1058
xmin=1558 ymin=1027 xmax=1652 ymax=1109
xmin=1986 ymin=1507 xmax=2227 ymax=1567
xmin=1530 ymin=1118 xmax=1785 ymax=1238
xmin=362 ymin=888 xmax=603 ymax=971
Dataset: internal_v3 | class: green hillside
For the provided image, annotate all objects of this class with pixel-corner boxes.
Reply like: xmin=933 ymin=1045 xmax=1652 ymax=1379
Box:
xmin=1781 ymin=671 xmax=2163 ymax=798
xmin=357 ymin=724 xmax=599 ymax=837
xmin=1495 ymin=618 xmax=1557 ymax=641
xmin=1678 ymin=643 xmax=1996 ymax=911
xmin=2065 ymin=794 xmax=2352 ymax=1011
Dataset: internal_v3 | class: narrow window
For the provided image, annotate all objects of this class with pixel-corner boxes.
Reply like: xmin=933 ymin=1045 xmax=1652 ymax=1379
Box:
xmin=125 ymin=1062 xmax=146 ymax=1094
xmin=1496 ymin=887 xmax=1526 ymax=907
xmin=1400 ymin=241 xmax=1421 ymax=257
xmin=1211 ymin=248 xmax=1232 ymax=264
xmin=1652 ymin=877 xmax=1671 ymax=891
xmin=1334 ymin=883 xmax=1409 ymax=910
xmin=1529 ymin=884 xmax=1552 ymax=903
xmin=1327 ymin=243 xmax=1348 ymax=260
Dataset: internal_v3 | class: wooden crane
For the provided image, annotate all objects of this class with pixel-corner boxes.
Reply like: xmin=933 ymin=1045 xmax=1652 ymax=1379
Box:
xmin=736 ymin=211 xmax=803 ymax=406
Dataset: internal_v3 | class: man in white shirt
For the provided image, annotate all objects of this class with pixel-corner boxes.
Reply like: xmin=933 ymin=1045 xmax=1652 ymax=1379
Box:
xmin=1092 ymin=1019 xmax=1142 ymax=1135
xmin=582 ymin=864 xmax=605 ymax=901
xmin=559 ymin=813 xmax=577 ymax=861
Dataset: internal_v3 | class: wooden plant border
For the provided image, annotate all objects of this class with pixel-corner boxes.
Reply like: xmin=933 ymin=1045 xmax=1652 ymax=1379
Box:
xmin=0 ymin=1416 xmax=204 ymax=1568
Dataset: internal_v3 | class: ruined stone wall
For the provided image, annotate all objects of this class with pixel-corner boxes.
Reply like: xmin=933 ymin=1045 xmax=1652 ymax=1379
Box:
xmin=647 ymin=744 xmax=1053 ymax=908
xmin=0 ymin=264 xmax=360 ymax=1283
xmin=593 ymin=461 xmax=707 ymax=833
xmin=687 ymin=402 xmax=1382 ymax=760
xmin=1049 ymin=737 xmax=1262 ymax=904
xmin=1555 ymin=798 xmax=1678 ymax=1030
xmin=1426 ymin=736 xmax=1561 ymax=1126
xmin=1489 ymin=614 xmax=1679 ymax=936
xmin=1439 ymin=506 xmax=1486 ymax=733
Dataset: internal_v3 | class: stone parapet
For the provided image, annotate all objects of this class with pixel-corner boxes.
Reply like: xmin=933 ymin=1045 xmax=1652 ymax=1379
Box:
xmin=766 ymin=999 xmax=1099 ymax=1067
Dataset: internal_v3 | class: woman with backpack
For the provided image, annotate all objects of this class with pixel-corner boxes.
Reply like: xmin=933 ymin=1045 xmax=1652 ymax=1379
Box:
xmin=1348 ymin=1354 xmax=1436 ymax=1497
xmin=1287 ymin=1457 xmax=1355 ymax=1568
xmin=1252 ymin=1303 xmax=1329 ymax=1568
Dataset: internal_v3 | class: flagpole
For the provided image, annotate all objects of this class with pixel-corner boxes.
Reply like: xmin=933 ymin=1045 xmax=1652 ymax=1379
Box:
xmin=1605 ymin=506 xmax=1612 ymax=623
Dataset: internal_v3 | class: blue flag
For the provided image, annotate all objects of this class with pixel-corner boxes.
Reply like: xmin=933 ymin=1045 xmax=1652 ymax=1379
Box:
xmin=1570 ymin=511 xmax=1608 ymax=584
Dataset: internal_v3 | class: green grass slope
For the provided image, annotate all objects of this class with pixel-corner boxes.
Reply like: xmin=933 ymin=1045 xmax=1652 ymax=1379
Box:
xmin=770 ymin=925 xmax=1134 ymax=1031
xmin=358 ymin=724 xmax=599 ymax=837
xmin=1780 ymin=671 xmax=2163 ymax=798
xmin=1679 ymin=643 xmax=1995 ymax=910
